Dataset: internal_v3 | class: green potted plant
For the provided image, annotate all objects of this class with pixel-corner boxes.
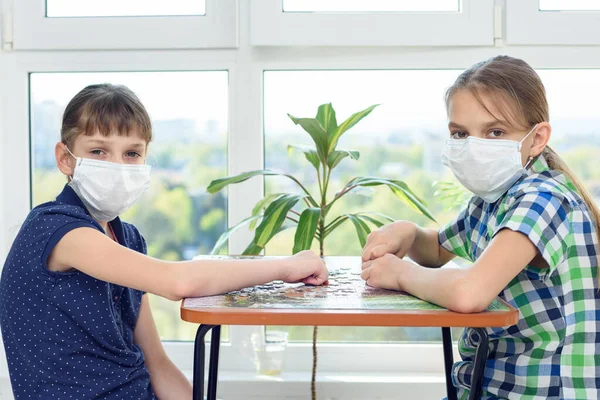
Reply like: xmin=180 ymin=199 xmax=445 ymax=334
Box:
xmin=207 ymin=103 xmax=436 ymax=399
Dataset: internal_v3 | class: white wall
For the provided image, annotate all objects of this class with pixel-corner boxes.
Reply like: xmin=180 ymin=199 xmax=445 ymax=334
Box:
xmin=0 ymin=0 xmax=11 ymax=392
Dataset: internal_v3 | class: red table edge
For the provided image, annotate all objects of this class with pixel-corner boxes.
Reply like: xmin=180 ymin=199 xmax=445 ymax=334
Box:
xmin=180 ymin=298 xmax=519 ymax=328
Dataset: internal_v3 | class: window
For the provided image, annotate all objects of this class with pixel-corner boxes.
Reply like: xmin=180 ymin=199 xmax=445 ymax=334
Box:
xmin=539 ymin=0 xmax=600 ymax=11
xmin=251 ymin=0 xmax=493 ymax=46
xmin=264 ymin=70 xmax=462 ymax=342
xmin=263 ymin=68 xmax=600 ymax=343
xmin=29 ymin=71 xmax=229 ymax=341
xmin=13 ymin=0 xmax=237 ymax=49
xmin=283 ymin=0 xmax=460 ymax=13
xmin=507 ymin=0 xmax=600 ymax=44
xmin=46 ymin=0 xmax=206 ymax=17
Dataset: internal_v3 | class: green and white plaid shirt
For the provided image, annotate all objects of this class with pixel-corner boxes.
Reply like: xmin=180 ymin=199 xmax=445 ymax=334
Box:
xmin=439 ymin=156 xmax=600 ymax=400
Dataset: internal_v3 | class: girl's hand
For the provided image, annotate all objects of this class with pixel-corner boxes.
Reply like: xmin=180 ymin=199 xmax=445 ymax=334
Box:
xmin=281 ymin=250 xmax=329 ymax=286
xmin=360 ymin=253 xmax=412 ymax=291
xmin=361 ymin=221 xmax=418 ymax=262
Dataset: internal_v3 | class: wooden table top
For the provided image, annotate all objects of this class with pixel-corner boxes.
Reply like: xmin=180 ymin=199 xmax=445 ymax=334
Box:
xmin=181 ymin=256 xmax=518 ymax=328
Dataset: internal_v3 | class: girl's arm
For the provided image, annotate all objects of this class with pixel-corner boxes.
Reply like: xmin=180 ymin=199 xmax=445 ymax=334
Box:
xmin=361 ymin=228 xmax=538 ymax=313
xmin=407 ymin=224 xmax=456 ymax=267
xmin=362 ymin=221 xmax=455 ymax=267
xmin=48 ymin=227 xmax=328 ymax=301
xmin=133 ymin=295 xmax=192 ymax=399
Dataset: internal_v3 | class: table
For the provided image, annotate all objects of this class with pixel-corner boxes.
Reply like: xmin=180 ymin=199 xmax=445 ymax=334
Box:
xmin=181 ymin=256 xmax=518 ymax=400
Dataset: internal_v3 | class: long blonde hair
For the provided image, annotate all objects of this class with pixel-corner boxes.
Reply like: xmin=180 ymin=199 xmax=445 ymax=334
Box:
xmin=446 ymin=55 xmax=600 ymax=282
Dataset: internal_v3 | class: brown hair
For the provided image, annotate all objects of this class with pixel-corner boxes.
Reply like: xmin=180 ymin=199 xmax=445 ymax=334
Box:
xmin=61 ymin=83 xmax=152 ymax=149
xmin=446 ymin=55 xmax=600 ymax=281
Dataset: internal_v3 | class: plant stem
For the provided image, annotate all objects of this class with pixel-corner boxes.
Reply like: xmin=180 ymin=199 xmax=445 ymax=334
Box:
xmin=285 ymin=174 xmax=319 ymax=207
xmin=325 ymin=183 xmax=359 ymax=213
xmin=286 ymin=216 xmax=299 ymax=224
xmin=312 ymin=326 xmax=318 ymax=400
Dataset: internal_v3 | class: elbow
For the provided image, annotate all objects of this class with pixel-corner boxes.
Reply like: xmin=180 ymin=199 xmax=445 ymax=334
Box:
xmin=448 ymin=281 xmax=490 ymax=314
xmin=160 ymin=264 xmax=191 ymax=301
xmin=167 ymin=275 xmax=191 ymax=301
xmin=450 ymin=296 xmax=488 ymax=314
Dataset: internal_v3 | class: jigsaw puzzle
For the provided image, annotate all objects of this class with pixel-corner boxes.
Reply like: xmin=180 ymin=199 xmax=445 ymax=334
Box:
xmin=183 ymin=256 xmax=508 ymax=312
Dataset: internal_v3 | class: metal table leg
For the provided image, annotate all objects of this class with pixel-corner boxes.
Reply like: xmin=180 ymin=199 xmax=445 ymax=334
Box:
xmin=468 ymin=328 xmax=489 ymax=400
xmin=193 ymin=324 xmax=221 ymax=400
xmin=442 ymin=327 xmax=457 ymax=400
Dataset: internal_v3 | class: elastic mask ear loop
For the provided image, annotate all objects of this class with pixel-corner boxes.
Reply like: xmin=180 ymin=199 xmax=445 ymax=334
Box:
xmin=519 ymin=124 xmax=539 ymax=169
xmin=65 ymin=146 xmax=80 ymax=180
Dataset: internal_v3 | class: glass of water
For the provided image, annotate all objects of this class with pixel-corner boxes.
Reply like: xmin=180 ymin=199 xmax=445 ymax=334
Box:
xmin=251 ymin=330 xmax=289 ymax=376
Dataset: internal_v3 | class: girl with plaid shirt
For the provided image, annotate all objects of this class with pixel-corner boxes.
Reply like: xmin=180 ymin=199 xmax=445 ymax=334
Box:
xmin=361 ymin=56 xmax=600 ymax=399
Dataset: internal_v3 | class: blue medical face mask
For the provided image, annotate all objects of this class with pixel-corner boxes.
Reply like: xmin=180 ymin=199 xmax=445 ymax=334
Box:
xmin=66 ymin=147 xmax=151 ymax=222
xmin=440 ymin=124 xmax=538 ymax=203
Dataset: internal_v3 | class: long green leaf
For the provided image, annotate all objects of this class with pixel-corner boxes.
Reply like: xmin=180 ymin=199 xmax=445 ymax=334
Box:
xmin=316 ymin=103 xmax=338 ymax=141
xmin=207 ymin=170 xmax=280 ymax=193
xmin=242 ymin=224 xmax=295 ymax=256
xmin=327 ymin=149 xmax=360 ymax=169
xmin=292 ymin=208 xmax=321 ymax=254
xmin=207 ymin=169 xmax=318 ymax=207
xmin=288 ymin=144 xmax=320 ymax=170
xmin=250 ymin=193 xmax=286 ymax=230
xmin=340 ymin=177 xmax=436 ymax=223
xmin=356 ymin=214 xmax=385 ymax=228
xmin=346 ymin=214 xmax=372 ymax=248
xmin=210 ymin=215 xmax=262 ymax=255
xmin=357 ymin=212 xmax=396 ymax=224
xmin=287 ymin=114 xmax=328 ymax=163
xmin=329 ymin=104 xmax=379 ymax=151
xmin=245 ymin=194 xmax=305 ymax=254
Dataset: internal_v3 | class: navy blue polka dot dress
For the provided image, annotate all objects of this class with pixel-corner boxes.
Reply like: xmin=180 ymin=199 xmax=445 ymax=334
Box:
xmin=0 ymin=185 xmax=157 ymax=399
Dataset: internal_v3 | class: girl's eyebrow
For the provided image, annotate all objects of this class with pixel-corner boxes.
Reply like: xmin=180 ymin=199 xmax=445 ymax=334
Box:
xmin=482 ymin=119 xmax=509 ymax=130
xmin=448 ymin=121 xmax=466 ymax=130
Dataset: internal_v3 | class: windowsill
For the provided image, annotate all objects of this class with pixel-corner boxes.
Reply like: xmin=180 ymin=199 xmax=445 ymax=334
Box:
xmin=180 ymin=371 xmax=447 ymax=399
xmin=0 ymin=371 xmax=448 ymax=399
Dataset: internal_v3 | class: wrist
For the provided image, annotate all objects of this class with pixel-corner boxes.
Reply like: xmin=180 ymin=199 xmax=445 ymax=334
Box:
xmin=274 ymin=258 xmax=291 ymax=281
xmin=397 ymin=260 xmax=417 ymax=292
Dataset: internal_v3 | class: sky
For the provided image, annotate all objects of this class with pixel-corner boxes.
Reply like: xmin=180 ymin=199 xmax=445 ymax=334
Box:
xmin=31 ymin=69 xmax=600 ymax=141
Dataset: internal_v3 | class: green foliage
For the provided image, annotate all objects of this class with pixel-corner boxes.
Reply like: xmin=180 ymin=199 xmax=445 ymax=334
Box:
xmin=209 ymin=103 xmax=437 ymax=256
xmin=433 ymin=180 xmax=471 ymax=212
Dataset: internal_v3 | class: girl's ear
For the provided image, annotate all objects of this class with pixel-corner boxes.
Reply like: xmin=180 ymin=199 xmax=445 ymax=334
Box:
xmin=55 ymin=142 xmax=75 ymax=178
xmin=530 ymin=122 xmax=551 ymax=158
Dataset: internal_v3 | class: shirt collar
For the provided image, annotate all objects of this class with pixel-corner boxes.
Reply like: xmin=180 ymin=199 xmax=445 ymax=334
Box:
xmin=528 ymin=154 xmax=550 ymax=175
xmin=56 ymin=184 xmax=126 ymax=243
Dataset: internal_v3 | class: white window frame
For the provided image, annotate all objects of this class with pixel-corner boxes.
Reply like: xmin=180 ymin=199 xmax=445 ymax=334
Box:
xmin=506 ymin=0 xmax=600 ymax=45
xmin=11 ymin=0 xmax=238 ymax=50
xmin=2 ymin=1 xmax=600 ymax=398
xmin=250 ymin=0 xmax=495 ymax=46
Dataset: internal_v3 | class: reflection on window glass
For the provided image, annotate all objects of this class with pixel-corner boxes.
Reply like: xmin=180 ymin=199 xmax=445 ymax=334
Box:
xmin=46 ymin=0 xmax=206 ymax=17
xmin=30 ymin=71 xmax=228 ymax=341
xmin=539 ymin=0 xmax=600 ymax=11
xmin=264 ymin=69 xmax=600 ymax=342
xmin=283 ymin=0 xmax=459 ymax=12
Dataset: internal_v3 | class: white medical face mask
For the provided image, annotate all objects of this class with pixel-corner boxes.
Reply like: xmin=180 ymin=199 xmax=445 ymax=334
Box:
xmin=66 ymin=148 xmax=151 ymax=222
xmin=441 ymin=125 xmax=538 ymax=203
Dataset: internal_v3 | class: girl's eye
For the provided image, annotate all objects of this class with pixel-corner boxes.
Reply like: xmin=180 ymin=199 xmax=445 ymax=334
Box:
xmin=126 ymin=151 xmax=141 ymax=158
xmin=488 ymin=130 xmax=504 ymax=138
xmin=90 ymin=149 xmax=105 ymax=156
xmin=451 ymin=131 xmax=468 ymax=139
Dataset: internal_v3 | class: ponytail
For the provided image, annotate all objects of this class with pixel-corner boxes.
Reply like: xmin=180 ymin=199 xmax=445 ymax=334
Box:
xmin=543 ymin=146 xmax=600 ymax=284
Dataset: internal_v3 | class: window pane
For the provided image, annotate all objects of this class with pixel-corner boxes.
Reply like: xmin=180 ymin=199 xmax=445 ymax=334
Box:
xmin=539 ymin=0 xmax=600 ymax=11
xmin=30 ymin=71 xmax=228 ymax=341
xmin=46 ymin=0 xmax=206 ymax=17
xmin=264 ymin=69 xmax=600 ymax=342
xmin=283 ymin=0 xmax=459 ymax=12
